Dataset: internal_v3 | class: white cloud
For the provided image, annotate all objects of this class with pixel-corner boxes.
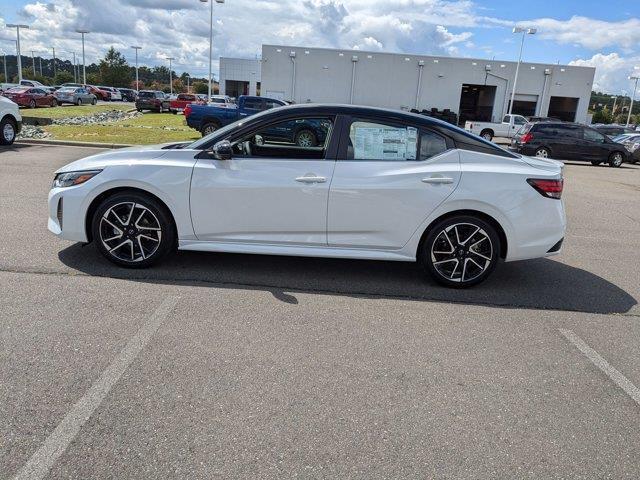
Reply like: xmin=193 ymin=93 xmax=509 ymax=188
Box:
xmin=570 ymin=53 xmax=640 ymax=94
xmin=522 ymin=16 xmax=640 ymax=52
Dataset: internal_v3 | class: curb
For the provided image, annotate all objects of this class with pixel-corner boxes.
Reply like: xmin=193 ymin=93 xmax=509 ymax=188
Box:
xmin=16 ymin=139 xmax=133 ymax=149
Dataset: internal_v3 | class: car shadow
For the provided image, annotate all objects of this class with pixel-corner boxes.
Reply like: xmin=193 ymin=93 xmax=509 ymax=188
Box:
xmin=58 ymin=244 xmax=637 ymax=315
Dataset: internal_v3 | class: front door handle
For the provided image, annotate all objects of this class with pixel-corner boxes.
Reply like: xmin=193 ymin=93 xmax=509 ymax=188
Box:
xmin=422 ymin=177 xmax=454 ymax=185
xmin=296 ymin=175 xmax=327 ymax=184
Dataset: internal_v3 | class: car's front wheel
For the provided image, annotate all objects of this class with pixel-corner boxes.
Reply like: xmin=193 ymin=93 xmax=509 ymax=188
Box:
xmin=420 ymin=215 xmax=500 ymax=288
xmin=92 ymin=192 xmax=176 ymax=268
xmin=609 ymin=151 xmax=624 ymax=168
xmin=0 ymin=116 xmax=17 ymax=145
xmin=535 ymin=147 xmax=550 ymax=158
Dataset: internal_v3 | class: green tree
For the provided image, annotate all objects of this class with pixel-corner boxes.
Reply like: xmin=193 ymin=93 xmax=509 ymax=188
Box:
xmin=592 ymin=107 xmax=612 ymax=124
xmin=193 ymin=82 xmax=208 ymax=94
xmin=98 ymin=47 xmax=131 ymax=87
xmin=54 ymin=71 xmax=74 ymax=85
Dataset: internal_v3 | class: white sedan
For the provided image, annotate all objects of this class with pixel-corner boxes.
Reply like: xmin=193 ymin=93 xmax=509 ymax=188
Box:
xmin=48 ymin=104 xmax=566 ymax=287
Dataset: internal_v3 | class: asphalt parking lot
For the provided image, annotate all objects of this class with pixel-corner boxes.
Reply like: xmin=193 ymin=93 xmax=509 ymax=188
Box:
xmin=1 ymin=143 xmax=640 ymax=479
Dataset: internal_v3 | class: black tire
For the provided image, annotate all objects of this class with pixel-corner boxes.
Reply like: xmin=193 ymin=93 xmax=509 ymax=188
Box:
xmin=608 ymin=151 xmax=624 ymax=168
xmin=158 ymin=104 xmax=164 ymax=113
xmin=201 ymin=122 xmax=219 ymax=137
xmin=294 ymin=129 xmax=318 ymax=147
xmin=50 ymin=99 xmax=57 ymax=107
xmin=92 ymin=98 xmax=97 ymax=105
xmin=0 ymin=116 xmax=17 ymax=145
xmin=29 ymin=99 xmax=36 ymax=109
xmin=77 ymin=98 xmax=83 ymax=106
xmin=419 ymin=215 xmax=501 ymax=288
xmin=535 ymin=147 xmax=551 ymax=159
xmin=91 ymin=191 xmax=176 ymax=268
xmin=591 ymin=160 xmax=601 ymax=166
xmin=480 ymin=130 xmax=494 ymax=141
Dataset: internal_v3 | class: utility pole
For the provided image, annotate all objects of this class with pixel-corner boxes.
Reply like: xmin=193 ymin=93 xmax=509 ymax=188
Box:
xmin=627 ymin=75 xmax=639 ymax=127
xmin=2 ymin=52 xmax=7 ymax=82
xmin=31 ymin=50 xmax=35 ymax=77
xmin=39 ymin=56 xmax=42 ymax=76
xmin=72 ymin=52 xmax=76 ymax=82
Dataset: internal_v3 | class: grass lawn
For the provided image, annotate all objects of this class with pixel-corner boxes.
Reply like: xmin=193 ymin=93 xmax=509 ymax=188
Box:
xmin=44 ymin=112 xmax=201 ymax=145
xmin=20 ymin=103 xmax=133 ymax=119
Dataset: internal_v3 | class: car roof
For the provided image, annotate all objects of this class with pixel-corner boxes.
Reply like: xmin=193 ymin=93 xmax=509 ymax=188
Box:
xmin=237 ymin=103 xmax=518 ymax=158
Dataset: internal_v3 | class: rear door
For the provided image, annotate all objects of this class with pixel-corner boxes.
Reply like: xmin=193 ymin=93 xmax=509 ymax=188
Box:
xmin=328 ymin=116 xmax=460 ymax=249
xmin=544 ymin=124 xmax=581 ymax=159
xmin=582 ymin=127 xmax=610 ymax=161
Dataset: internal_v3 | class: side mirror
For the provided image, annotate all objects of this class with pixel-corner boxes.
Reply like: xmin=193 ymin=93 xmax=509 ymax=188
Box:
xmin=211 ymin=140 xmax=233 ymax=160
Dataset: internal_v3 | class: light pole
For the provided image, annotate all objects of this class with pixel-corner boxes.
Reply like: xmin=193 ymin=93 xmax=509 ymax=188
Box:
xmin=2 ymin=51 xmax=7 ymax=82
xmin=166 ymin=57 xmax=175 ymax=94
xmin=130 ymin=46 xmax=141 ymax=91
xmin=185 ymin=73 xmax=190 ymax=93
xmin=72 ymin=52 xmax=76 ymax=82
xmin=508 ymin=26 xmax=536 ymax=116
xmin=199 ymin=0 xmax=225 ymax=101
xmin=627 ymin=75 xmax=639 ymax=127
xmin=31 ymin=50 xmax=36 ymax=77
xmin=51 ymin=46 xmax=56 ymax=78
xmin=611 ymin=95 xmax=618 ymax=115
xmin=6 ymin=24 xmax=29 ymax=83
xmin=76 ymin=29 xmax=89 ymax=85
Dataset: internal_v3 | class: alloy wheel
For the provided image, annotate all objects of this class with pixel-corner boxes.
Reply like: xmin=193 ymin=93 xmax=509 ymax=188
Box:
xmin=610 ymin=153 xmax=623 ymax=167
xmin=430 ymin=223 xmax=493 ymax=283
xmin=3 ymin=123 xmax=15 ymax=143
xmin=99 ymin=202 xmax=162 ymax=263
xmin=296 ymin=131 xmax=315 ymax=147
xmin=535 ymin=148 xmax=549 ymax=158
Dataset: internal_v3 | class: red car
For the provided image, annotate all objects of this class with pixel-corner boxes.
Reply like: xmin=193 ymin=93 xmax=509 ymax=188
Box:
xmin=169 ymin=93 xmax=198 ymax=113
xmin=2 ymin=86 xmax=58 ymax=108
xmin=86 ymin=85 xmax=111 ymax=101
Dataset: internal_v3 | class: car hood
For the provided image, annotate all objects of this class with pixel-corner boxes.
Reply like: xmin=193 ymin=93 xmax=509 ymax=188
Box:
xmin=55 ymin=147 xmax=175 ymax=174
xmin=521 ymin=155 xmax=564 ymax=173
xmin=0 ymin=95 xmax=18 ymax=108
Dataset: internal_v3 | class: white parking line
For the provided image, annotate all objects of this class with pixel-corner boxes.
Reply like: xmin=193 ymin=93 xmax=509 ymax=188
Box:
xmin=12 ymin=296 xmax=180 ymax=480
xmin=560 ymin=329 xmax=640 ymax=406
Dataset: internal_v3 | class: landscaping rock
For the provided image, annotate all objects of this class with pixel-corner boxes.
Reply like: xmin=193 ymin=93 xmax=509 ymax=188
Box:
xmin=53 ymin=109 xmax=141 ymax=126
xmin=16 ymin=125 xmax=52 ymax=139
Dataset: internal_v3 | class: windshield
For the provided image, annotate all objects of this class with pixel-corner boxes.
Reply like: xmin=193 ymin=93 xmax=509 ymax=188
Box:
xmin=138 ymin=91 xmax=154 ymax=98
xmin=59 ymin=87 xmax=75 ymax=92
xmin=611 ymin=134 xmax=631 ymax=142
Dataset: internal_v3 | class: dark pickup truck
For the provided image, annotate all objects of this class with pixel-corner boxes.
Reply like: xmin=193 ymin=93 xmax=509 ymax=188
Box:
xmin=185 ymin=95 xmax=286 ymax=136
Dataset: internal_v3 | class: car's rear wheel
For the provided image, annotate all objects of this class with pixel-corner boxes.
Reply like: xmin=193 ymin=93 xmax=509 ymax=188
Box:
xmin=608 ymin=151 xmax=624 ymax=168
xmin=50 ymin=99 xmax=57 ymax=107
xmin=158 ymin=104 xmax=164 ymax=113
xmin=92 ymin=192 xmax=176 ymax=268
xmin=535 ymin=147 xmax=550 ymax=158
xmin=420 ymin=215 xmax=500 ymax=288
xmin=91 ymin=98 xmax=97 ymax=105
xmin=201 ymin=123 xmax=219 ymax=136
xmin=295 ymin=129 xmax=317 ymax=147
xmin=29 ymin=99 xmax=36 ymax=108
xmin=0 ymin=117 xmax=17 ymax=145
xmin=480 ymin=130 xmax=493 ymax=141
xmin=77 ymin=98 xmax=83 ymax=106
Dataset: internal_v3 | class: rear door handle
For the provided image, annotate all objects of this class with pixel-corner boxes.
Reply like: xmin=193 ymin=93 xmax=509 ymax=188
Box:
xmin=296 ymin=175 xmax=327 ymax=184
xmin=422 ymin=177 xmax=454 ymax=185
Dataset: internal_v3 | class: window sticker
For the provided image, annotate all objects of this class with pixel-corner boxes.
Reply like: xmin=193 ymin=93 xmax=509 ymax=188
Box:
xmin=352 ymin=125 xmax=417 ymax=160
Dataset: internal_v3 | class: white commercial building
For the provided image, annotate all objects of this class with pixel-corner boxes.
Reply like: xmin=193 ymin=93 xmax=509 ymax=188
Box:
xmin=218 ymin=57 xmax=261 ymax=97
xmin=259 ymin=45 xmax=596 ymax=124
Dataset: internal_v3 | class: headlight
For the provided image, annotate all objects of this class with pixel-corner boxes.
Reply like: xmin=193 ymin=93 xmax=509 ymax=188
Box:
xmin=52 ymin=170 xmax=102 ymax=188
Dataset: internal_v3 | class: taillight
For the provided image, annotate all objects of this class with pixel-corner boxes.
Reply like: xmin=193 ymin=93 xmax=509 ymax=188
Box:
xmin=521 ymin=132 xmax=534 ymax=144
xmin=184 ymin=104 xmax=192 ymax=118
xmin=527 ymin=178 xmax=563 ymax=199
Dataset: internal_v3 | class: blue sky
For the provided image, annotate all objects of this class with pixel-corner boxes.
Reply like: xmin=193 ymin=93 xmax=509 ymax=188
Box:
xmin=1 ymin=0 xmax=639 ymax=93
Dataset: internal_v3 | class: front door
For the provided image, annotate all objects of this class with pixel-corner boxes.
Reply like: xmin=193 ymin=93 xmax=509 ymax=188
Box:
xmin=328 ymin=118 xmax=461 ymax=249
xmin=190 ymin=116 xmax=336 ymax=245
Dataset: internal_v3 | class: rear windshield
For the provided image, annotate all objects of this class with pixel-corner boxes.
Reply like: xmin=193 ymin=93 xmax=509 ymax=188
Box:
xmin=517 ymin=123 xmax=533 ymax=135
xmin=7 ymin=87 xmax=29 ymax=92
xmin=138 ymin=91 xmax=154 ymax=98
